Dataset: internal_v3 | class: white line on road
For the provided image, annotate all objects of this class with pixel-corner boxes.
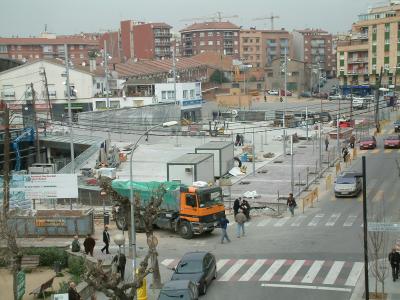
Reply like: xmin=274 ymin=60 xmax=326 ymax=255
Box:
xmin=238 ymin=259 xmax=266 ymax=281
xmin=261 ymin=283 xmax=352 ymax=293
xmin=343 ymin=215 xmax=358 ymax=227
xmin=218 ymin=259 xmax=247 ymax=281
xmin=259 ymin=259 xmax=286 ymax=281
xmin=291 ymin=215 xmax=306 ymax=227
xmin=301 ymin=260 xmax=324 ymax=284
xmin=323 ymin=261 xmax=345 ymax=285
xmin=274 ymin=217 xmax=290 ymax=227
xmin=257 ymin=219 xmax=271 ymax=227
xmin=308 ymin=214 xmax=325 ymax=226
xmin=345 ymin=262 xmax=364 ymax=286
xmin=280 ymin=260 xmax=305 ymax=282
xmin=217 ymin=259 xmax=230 ymax=271
xmin=325 ymin=214 xmax=341 ymax=226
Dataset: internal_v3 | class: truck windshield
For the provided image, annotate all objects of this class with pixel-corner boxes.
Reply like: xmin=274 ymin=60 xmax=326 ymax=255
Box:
xmin=199 ymin=191 xmax=223 ymax=208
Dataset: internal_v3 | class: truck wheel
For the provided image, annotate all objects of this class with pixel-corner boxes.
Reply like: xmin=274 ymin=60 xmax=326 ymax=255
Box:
xmin=179 ymin=221 xmax=194 ymax=239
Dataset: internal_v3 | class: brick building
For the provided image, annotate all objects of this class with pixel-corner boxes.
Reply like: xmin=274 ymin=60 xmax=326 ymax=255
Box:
xmin=292 ymin=29 xmax=336 ymax=77
xmin=0 ymin=33 xmax=99 ymax=65
xmin=180 ymin=21 xmax=240 ymax=58
xmin=119 ymin=20 xmax=172 ymax=61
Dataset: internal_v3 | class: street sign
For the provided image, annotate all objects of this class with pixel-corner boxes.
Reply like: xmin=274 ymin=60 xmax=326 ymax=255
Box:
xmin=368 ymin=222 xmax=400 ymax=232
xmin=16 ymin=271 xmax=25 ymax=300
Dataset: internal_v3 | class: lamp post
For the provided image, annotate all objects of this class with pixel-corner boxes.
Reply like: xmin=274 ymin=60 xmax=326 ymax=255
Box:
xmin=128 ymin=121 xmax=178 ymax=283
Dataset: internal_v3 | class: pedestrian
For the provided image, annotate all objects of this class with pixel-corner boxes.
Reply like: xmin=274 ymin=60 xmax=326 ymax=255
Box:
xmin=287 ymin=193 xmax=297 ymax=217
xmin=349 ymin=134 xmax=356 ymax=149
xmin=342 ymin=146 xmax=349 ymax=162
xmin=389 ymin=248 xmax=400 ymax=281
xmin=235 ymin=210 xmax=247 ymax=238
xmin=233 ymin=198 xmax=240 ymax=216
xmin=71 ymin=235 xmax=81 ymax=253
xmin=218 ymin=215 xmax=231 ymax=244
xmin=235 ymin=134 xmax=241 ymax=146
xmin=101 ymin=225 xmax=111 ymax=254
xmin=83 ymin=234 xmax=95 ymax=256
xmin=241 ymin=199 xmax=251 ymax=220
xmin=112 ymin=253 xmax=127 ymax=280
xmin=240 ymin=134 xmax=244 ymax=146
xmin=68 ymin=281 xmax=81 ymax=300
xmin=325 ymin=136 xmax=329 ymax=151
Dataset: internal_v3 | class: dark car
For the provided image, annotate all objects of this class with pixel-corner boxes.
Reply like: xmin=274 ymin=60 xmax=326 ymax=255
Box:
xmin=359 ymin=136 xmax=377 ymax=150
xmin=384 ymin=135 xmax=400 ymax=148
xmin=300 ymin=91 xmax=312 ymax=98
xmin=394 ymin=120 xmax=400 ymax=133
xmin=334 ymin=172 xmax=362 ymax=198
xmin=171 ymin=252 xmax=217 ymax=295
xmin=158 ymin=280 xmax=199 ymax=300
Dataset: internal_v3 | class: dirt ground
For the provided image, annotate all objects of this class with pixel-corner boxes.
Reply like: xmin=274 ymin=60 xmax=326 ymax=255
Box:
xmin=0 ymin=267 xmax=69 ymax=299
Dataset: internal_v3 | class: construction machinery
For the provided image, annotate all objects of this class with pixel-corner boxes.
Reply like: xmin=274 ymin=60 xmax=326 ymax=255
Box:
xmin=12 ymin=127 xmax=35 ymax=171
xmin=253 ymin=13 xmax=280 ymax=30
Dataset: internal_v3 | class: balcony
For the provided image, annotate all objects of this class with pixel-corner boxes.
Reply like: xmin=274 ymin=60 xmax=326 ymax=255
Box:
xmin=347 ymin=69 xmax=368 ymax=75
xmin=348 ymin=57 xmax=368 ymax=64
xmin=154 ymin=31 xmax=171 ymax=38
xmin=154 ymin=40 xmax=171 ymax=46
xmin=184 ymin=37 xmax=192 ymax=42
xmin=1 ymin=91 xmax=15 ymax=99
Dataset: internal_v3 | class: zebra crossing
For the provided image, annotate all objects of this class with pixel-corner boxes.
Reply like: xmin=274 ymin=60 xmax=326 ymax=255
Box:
xmin=358 ymin=148 xmax=400 ymax=155
xmin=227 ymin=212 xmax=361 ymax=229
xmin=161 ymin=258 xmax=363 ymax=288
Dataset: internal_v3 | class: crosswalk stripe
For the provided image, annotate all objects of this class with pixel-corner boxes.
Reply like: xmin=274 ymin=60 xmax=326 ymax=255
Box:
xmin=343 ymin=215 xmax=358 ymax=227
xmin=161 ymin=259 xmax=175 ymax=267
xmin=274 ymin=217 xmax=291 ymax=227
xmin=371 ymin=149 xmax=380 ymax=154
xmin=384 ymin=149 xmax=393 ymax=154
xmin=325 ymin=214 xmax=341 ymax=226
xmin=238 ymin=259 xmax=266 ymax=281
xmin=301 ymin=260 xmax=324 ymax=284
xmin=291 ymin=215 xmax=307 ymax=227
xmin=259 ymin=259 xmax=286 ymax=281
xmin=218 ymin=259 xmax=247 ymax=281
xmin=345 ymin=262 xmax=364 ymax=286
xmin=280 ymin=260 xmax=305 ymax=282
xmin=323 ymin=261 xmax=345 ymax=285
xmin=308 ymin=214 xmax=325 ymax=226
xmin=257 ymin=219 xmax=271 ymax=227
xmin=217 ymin=259 xmax=230 ymax=271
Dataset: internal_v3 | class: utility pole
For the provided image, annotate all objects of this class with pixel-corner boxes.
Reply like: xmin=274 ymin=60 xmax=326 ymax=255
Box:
xmin=336 ymin=114 xmax=340 ymax=158
xmin=362 ymin=156 xmax=369 ymax=300
xmin=375 ymin=67 xmax=383 ymax=132
xmin=104 ymin=40 xmax=111 ymax=149
xmin=318 ymin=62 xmax=321 ymax=94
xmin=64 ymin=44 xmax=75 ymax=175
xmin=283 ymin=47 xmax=287 ymax=128
xmin=2 ymin=102 xmax=10 ymax=217
xmin=42 ymin=68 xmax=53 ymax=121
xmin=306 ymin=106 xmax=309 ymax=140
xmin=172 ymin=48 xmax=177 ymax=104
xmin=290 ymin=135 xmax=294 ymax=193
xmin=30 ymin=83 xmax=41 ymax=163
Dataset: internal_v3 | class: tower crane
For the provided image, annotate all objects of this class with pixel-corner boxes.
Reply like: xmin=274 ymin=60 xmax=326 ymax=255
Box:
xmin=253 ymin=13 xmax=280 ymax=30
xmin=180 ymin=12 xmax=238 ymax=23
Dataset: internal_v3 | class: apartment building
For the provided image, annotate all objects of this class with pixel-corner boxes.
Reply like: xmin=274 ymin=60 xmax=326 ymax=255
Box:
xmin=120 ymin=20 xmax=172 ymax=60
xmin=0 ymin=33 xmax=99 ymax=65
xmin=292 ymin=29 xmax=336 ymax=77
xmin=180 ymin=21 xmax=240 ymax=58
xmin=240 ymin=28 xmax=293 ymax=69
xmin=337 ymin=2 xmax=400 ymax=88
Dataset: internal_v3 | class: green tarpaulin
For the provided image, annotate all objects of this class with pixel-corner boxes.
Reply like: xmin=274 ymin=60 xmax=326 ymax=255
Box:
xmin=111 ymin=180 xmax=182 ymax=211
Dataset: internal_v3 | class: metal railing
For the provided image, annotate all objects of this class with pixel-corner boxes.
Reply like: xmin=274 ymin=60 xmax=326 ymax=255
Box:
xmin=58 ymin=141 xmax=102 ymax=174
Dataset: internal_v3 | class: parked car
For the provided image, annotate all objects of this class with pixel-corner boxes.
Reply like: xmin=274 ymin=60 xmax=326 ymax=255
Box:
xmin=394 ymin=120 xmax=400 ymax=132
xmin=300 ymin=91 xmax=312 ymax=97
xmin=328 ymin=94 xmax=343 ymax=101
xmin=352 ymin=97 xmax=367 ymax=110
xmin=158 ymin=280 xmax=199 ymax=300
xmin=171 ymin=252 xmax=217 ymax=295
xmin=359 ymin=136 xmax=377 ymax=150
xmin=280 ymin=89 xmax=292 ymax=96
xmin=334 ymin=172 xmax=362 ymax=198
xmin=267 ymin=89 xmax=279 ymax=95
xmin=384 ymin=135 xmax=400 ymax=148
xmin=344 ymin=94 xmax=353 ymax=100
xmin=316 ymin=92 xmax=328 ymax=99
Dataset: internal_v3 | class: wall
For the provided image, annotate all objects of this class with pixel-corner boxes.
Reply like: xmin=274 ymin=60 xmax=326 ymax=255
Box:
xmin=132 ymin=24 xmax=155 ymax=59
xmin=120 ymin=20 xmax=133 ymax=60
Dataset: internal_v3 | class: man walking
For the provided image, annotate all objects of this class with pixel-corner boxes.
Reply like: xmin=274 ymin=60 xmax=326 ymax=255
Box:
xmin=112 ymin=253 xmax=127 ymax=280
xmin=218 ymin=215 xmax=230 ymax=244
xmin=325 ymin=136 xmax=329 ymax=151
xmin=389 ymin=248 xmax=400 ymax=281
xmin=83 ymin=234 xmax=95 ymax=257
xmin=287 ymin=193 xmax=297 ymax=217
xmin=68 ymin=281 xmax=81 ymax=300
xmin=235 ymin=210 xmax=247 ymax=238
xmin=101 ymin=225 xmax=111 ymax=254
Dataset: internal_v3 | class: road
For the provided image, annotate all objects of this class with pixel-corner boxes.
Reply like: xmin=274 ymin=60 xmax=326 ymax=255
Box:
xmin=152 ymin=121 xmax=400 ymax=300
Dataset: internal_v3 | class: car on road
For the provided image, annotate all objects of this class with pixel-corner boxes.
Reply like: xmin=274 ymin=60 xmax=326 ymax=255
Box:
xmin=171 ymin=251 xmax=217 ymax=295
xmin=158 ymin=280 xmax=199 ymax=300
xmin=394 ymin=120 xmax=400 ymax=132
xmin=328 ymin=94 xmax=343 ymax=100
xmin=300 ymin=91 xmax=312 ymax=97
xmin=359 ymin=136 xmax=377 ymax=150
xmin=267 ymin=89 xmax=279 ymax=95
xmin=280 ymin=89 xmax=292 ymax=96
xmin=352 ymin=97 xmax=367 ymax=110
xmin=384 ymin=135 xmax=400 ymax=148
xmin=334 ymin=172 xmax=362 ymax=198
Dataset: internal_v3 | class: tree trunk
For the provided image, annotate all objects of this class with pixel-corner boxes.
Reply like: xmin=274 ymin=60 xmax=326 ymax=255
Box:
xmin=151 ymin=248 xmax=162 ymax=289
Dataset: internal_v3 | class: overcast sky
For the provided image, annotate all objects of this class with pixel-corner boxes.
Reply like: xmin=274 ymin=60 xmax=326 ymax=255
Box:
xmin=0 ymin=0 xmax=376 ymax=36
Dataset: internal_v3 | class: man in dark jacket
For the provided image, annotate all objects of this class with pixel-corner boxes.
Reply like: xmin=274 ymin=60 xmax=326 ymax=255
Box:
xmin=112 ymin=253 xmax=127 ymax=280
xmin=233 ymin=198 xmax=240 ymax=216
xmin=68 ymin=281 xmax=81 ymax=300
xmin=219 ymin=215 xmax=230 ymax=244
xmin=287 ymin=193 xmax=297 ymax=217
xmin=241 ymin=199 xmax=251 ymax=220
xmin=101 ymin=225 xmax=111 ymax=254
xmin=83 ymin=234 xmax=95 ymax=256
xmin=389 ymin=248 xmax=400 ymax=281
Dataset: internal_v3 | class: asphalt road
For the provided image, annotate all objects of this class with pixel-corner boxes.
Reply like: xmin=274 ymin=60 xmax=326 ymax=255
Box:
xmin=152 ymin=120 xmax=400 ymax=300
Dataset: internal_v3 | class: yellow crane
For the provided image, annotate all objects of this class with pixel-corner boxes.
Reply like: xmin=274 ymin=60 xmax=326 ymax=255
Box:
xmin=253 ymin=13 xmax=280 ymax=30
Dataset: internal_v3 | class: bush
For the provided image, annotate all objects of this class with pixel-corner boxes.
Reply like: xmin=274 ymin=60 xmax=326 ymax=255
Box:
xmin=23 ymin=247 xmax=68 ymax=268
xmin=68 ymin=256 xmax=85 ymax=277
xmin=57 ymin=281 xmax=69 ymax=294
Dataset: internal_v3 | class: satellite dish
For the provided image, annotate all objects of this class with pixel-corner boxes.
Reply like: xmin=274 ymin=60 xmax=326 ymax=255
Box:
xmin=231 ymin=109 xmax=238 ymax=116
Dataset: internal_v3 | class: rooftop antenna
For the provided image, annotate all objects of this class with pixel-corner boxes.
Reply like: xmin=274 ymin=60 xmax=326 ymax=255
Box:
xmin=44 ymin=24 xmax=48 ymax=33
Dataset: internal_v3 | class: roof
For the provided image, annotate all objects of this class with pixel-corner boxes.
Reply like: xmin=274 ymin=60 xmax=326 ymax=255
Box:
xmin=196 ymin=141 xmax=233 ymax=150
xmin=168 ymin=153 xmax=213 ymax=165
xmin=150 ymin=22 xmax=172 ymax=29
xmin=162 ymin=280 xmax=193 ymax=290
xmin=181 ymin=251 xmax=208 ymax=261
xmin=181 ymin=21 xmax=240 ymax=32
xmin=191 ymin=52 xmax=233 ymax=72
xmin=296 ymin=29 xmax=330 ymax=35
xmin=0 ymin=37 xmax=99 ymax=46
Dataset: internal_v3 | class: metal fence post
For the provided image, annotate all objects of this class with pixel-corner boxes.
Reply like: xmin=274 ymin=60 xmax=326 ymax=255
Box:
xmin=277 ymin=190 xmax=280 ymax=214
xmin=306 ymin=167 xmax=309 ymax=190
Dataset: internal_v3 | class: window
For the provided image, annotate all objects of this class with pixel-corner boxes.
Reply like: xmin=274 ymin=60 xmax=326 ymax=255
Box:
xmin=2 ymin=85 xmax=15 ymax=97
xmin=70 ymin=54 xmax=75 ymax=59
xmin=110 ymin=100 xmax=120 ymax=108
xmin=70 ymin=45 xmax=75 ymax=50
xmin=11 ymin=45 xmax=15 ymax=50
xmin=96 ymin=101 xmax=107 ymax=109
xmin=256 ymin=38 xmax=260 ymax=43
xmin=243 ymin=38 xmax=248 ymax=43
xmin=79 ymin=45 xmax=84 ymax=50
xmin=384 ymin=56 xmax=390 ymax=64
xmin=385 ymin=23 xmax=390 ymax=32
xmin=167 ymin=90 xmax=175 ymax=99
xmin=17 ymin=45 xmax=21 ymax=50
xmin=80 ymin=54 xmax=84 ymax=59
xmin=256 ymin=46 xmax=260 ymax=51
xmin=208 ymin=32 xmax=213 ymax=37
xmin=190 ymin=89 xmax=195 ymax=98
xmin=234 ymin=41 xmax=238 ymax=45
xmin=200 ymin=32 xmax=205 ymax=37
xmin=200 ymin=41 xmax=205 ymax=46
xmin=0 ymin=45 xmax=7 ymax=53
xmin=217 ymin=41 xmax=220 ymax=45
xmin=183 ymin=90 xmax=188 ymax=98
xmin=234 ymin=32 xmax=238 ymax=36
xmin=35 ymin=54 xmax=39 ymax=58
xmin=216 ymin=32 xmax=220 ymax=36
xmin=161 ymin=91 xmax=167 ymax=100
xmin=208 ymin=41 xmax=213 ymax=46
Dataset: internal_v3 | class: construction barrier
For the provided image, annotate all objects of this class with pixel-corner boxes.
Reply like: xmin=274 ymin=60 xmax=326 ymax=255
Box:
xmin=311 ymin=187 xmax=319 ymax=202
xmin=335 ymin=162 xmax=341 ymax=175
xmin=325 ymin=175 xmax=333 ymax=191
xmin=301 ymin=187 xmax=319 ymax=213
xmin=352 ymin=148 xmax=357 ymax=160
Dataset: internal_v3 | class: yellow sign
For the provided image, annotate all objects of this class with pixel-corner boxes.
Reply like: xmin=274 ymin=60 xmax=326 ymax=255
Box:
xmin=35 ymin=219 xmax=65 ymax=227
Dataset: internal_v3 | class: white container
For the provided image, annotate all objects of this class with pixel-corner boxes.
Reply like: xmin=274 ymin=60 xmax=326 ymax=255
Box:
xmin=195 ymin=141 xmax=234 ymax=178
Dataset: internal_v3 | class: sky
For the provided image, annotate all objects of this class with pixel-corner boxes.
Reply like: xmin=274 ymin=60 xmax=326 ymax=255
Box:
xmin=0 ymin=0 xmax=381 ymax=36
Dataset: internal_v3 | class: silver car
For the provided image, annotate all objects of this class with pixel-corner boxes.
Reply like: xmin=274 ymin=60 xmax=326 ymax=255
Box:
xmin=334 ymin=172 xmax=362 ymax=197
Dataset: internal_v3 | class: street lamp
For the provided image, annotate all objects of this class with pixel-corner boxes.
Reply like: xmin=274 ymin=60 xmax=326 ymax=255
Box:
xmin=114 ymin=233 xmax=125 ymax=255
xmin=129 ymin=120 xmax=178 ymax=284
